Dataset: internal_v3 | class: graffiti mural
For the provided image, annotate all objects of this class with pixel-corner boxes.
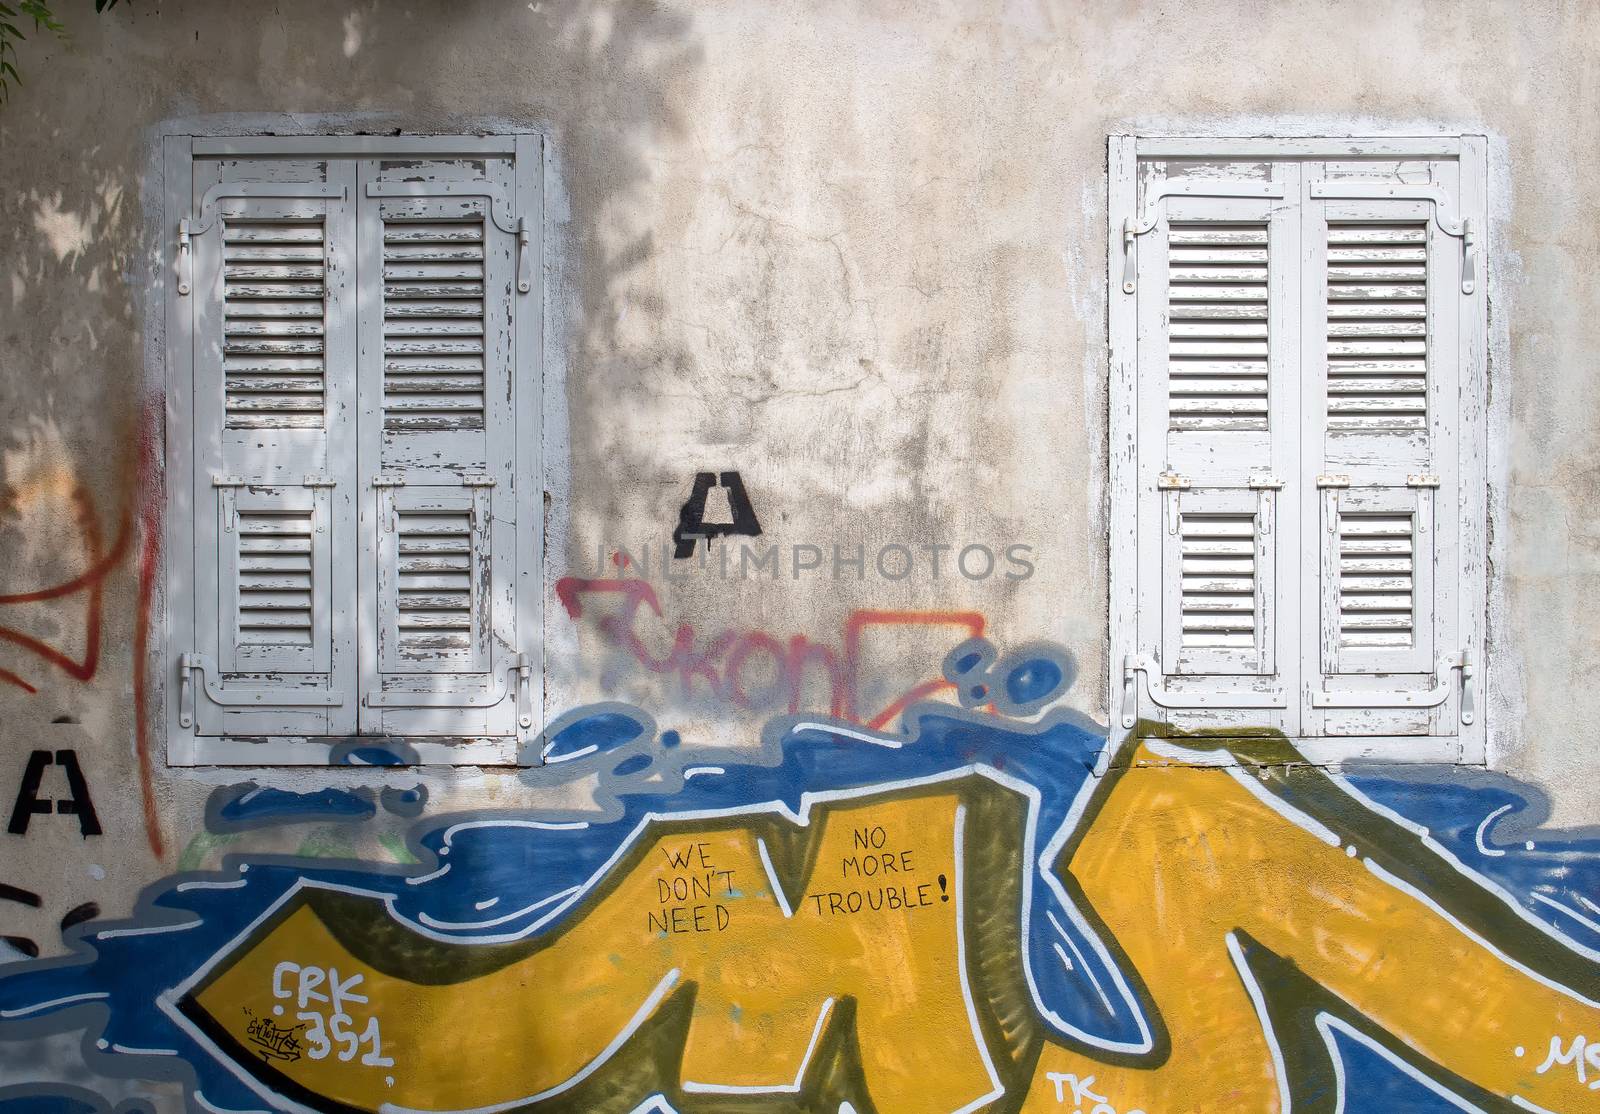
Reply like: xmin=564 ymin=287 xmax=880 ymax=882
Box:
xmin=3 ymin=641 xmax=1600 ymax=1111
xmin=556 ymin=575 xmax=1003 ymax=727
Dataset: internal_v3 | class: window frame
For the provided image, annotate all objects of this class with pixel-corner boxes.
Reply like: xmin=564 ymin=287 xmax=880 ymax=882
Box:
xmin=1107 ymin=133 xmax=1489 ymax=765
xmin=161 ymin=133 xmax=545 ymax=768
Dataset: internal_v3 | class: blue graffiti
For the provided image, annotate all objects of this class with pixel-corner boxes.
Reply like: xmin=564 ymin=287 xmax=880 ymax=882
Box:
xmin=0 ymin=642 xmax=1597 ymax=1111
xmin=208 ymin=787 xmax=375 ymax=831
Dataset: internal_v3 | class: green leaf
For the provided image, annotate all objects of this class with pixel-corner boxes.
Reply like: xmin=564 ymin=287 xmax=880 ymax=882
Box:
xmin=1 ymin=60 xmax=20 ymax=83
xmin=18 ymin=0 xmax=62 ymax=35
xmin=0 ymin=23 xmax=24 ymax=37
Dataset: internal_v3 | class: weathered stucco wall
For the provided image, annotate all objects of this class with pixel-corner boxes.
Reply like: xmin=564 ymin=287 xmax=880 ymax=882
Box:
xmin=1 ymin=1 xmax=1599 ymax=1110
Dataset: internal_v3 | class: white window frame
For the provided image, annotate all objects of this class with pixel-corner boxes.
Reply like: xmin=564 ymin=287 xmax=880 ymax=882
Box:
xmin=162 ymin=134 xmax=545 ymax=767
xmin=1108 ymin=134 xmax=1489 ymax=764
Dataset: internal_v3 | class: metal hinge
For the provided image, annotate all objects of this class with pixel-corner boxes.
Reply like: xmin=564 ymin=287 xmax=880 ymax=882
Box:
xmin=1121 ymin=653 xmax=1287 ymax=729
xmin=373 ymin=476 xmax=405 ymax=531
xmin=178 ymin=653 xmax=345 ymax=729
xmin=1158 ymin=472 xmax=1189 ymax=535
xmin=365 ymin=656 xmax=530 ymax=715
xmin=212 ymin=476 xmax=244 ymax=533
xmin=1120 ymin=180 xmax=1286 ymax=293
xmin=1406 ymin=473 xmax=1441 ymax=488
xmin=1311 ymin=650 xmax=1475 ymax=724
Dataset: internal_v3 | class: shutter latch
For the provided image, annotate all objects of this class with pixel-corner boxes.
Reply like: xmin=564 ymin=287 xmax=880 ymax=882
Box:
xmin=177 ymin=218 xmax=193 ymax=296
xmin=516 ymin=217 xmax=532 ymax=294
xmin=178 ymin=652 xmax=199 ymax=728
xmin=1461 ymin=217 xmax=1476 ymax=296
xmin=1453 ymin=648 xmax=1475 ymax=725
xmin=515 ymin=651 xmax=533 ymax=730
xmin=1122 ymin=218 xmax=1137 ymax=294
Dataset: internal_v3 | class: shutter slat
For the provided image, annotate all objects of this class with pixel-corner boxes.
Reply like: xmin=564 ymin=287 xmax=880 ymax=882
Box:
xmin=383 ymin=282 xmax=484 ymax=299
xmin=1169 ymin=265 xmax=1270 ymax=284
xmin=382 ymin=244 xmax=486 ymax=262
xmin=383 ymin=263 xmax=485 ymax=281
xmin=1167 ymin=227 xmax=1266 ymax=245
xmin=224 ymin=224 xmax=324 ymax=243
xmin=1169 ymin=379 xmax=1270 ymax=397
xmin=222 ymin=301 xmax=325 ymax=319
xmin=224 ymin=244 xmax=326 ymax=262
xmin=384 ymin=223 xmax=485 ymax=243
xmin=1327 ymin=226 xmax=1426 ymax=243
xmin=1327 ymin=246 xmax=1427 ymax=263
xmin=385 ymin=302 xmax=484 ymax=319
xmin=1327 ymin=377 xmax=1429 ymax=395
xmin=1169 ymin=321 xmax=1270 ymax=338
xmin=383 ymin=320 xmax=486 ymax=337
xmin=1327 ymin=321 xmax=1426 ymax=337
xmin=226 ymin=320 xmax=326 ymax=337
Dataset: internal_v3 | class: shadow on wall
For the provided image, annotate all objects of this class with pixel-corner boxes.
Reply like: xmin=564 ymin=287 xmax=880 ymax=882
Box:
xmin=2 ymin=636 xmax=1600 ymax=1112
xmin=0 ymin=128 xmax=142 ymax=706
xmin=0 ymin=0 xmax=706 ymax=864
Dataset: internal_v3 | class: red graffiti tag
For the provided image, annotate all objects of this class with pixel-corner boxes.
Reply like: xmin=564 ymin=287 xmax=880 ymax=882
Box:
xmin=555 ymin=577 xmax=984 ymax=729
xmin=0 ymin=484 xmax=131 ymax=694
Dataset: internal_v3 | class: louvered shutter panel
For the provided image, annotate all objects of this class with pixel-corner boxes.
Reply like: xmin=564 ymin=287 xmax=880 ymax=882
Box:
xmin=185 ymin=161 xmax=358 ymax=737
xmin=1302 ymin=166 xmax=1466 ymax=737
xmin=355 ymin=162 xmax=527 ymax=739
xmin=1129 ymin=174 xmax=1298 ymax=733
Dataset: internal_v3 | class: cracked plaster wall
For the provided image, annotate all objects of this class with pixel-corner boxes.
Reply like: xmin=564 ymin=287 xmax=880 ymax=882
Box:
xmin=0 ymin=0 xmax=1597 ymax=957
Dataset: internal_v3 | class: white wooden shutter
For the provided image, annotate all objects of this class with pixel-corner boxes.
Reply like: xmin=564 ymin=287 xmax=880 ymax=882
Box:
xmin=1301 ymin=165 xmax=1471 ymax=738
xmin=355 ymin=161 xmax=529 ymax=739
xmin=1112 ymin=138 xmax=1487 ymax=755
xmin=1126 ymin=170 xmax=1299 ymax=733
xmin=183 ymin=160 xmax=358 ymax=738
